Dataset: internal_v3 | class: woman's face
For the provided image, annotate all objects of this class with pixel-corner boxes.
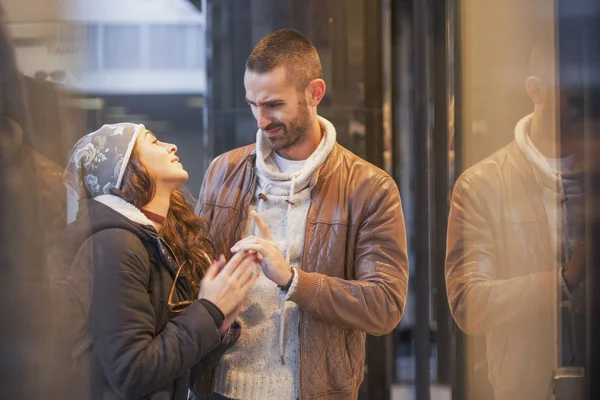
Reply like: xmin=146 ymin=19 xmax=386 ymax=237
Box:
xmin=135 ymin=129 xmax=188 ymax=188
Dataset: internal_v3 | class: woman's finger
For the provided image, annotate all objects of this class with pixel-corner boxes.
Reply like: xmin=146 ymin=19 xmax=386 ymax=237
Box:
xmin=230 ymin=254 xmax=256 ymax=280
xmin=240 ymin=265 xmax=260 ymax=292
xmin=220 ymin=250 xmax=247 ymax=275
xmin=203 ymin=261 xmax=219 ymax=281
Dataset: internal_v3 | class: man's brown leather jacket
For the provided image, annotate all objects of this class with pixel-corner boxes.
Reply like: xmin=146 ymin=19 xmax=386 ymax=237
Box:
xmin=196 ymin=142 xmax=409 ymax=399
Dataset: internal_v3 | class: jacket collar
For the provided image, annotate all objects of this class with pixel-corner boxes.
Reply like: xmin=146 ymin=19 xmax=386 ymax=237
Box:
xmin=94 ymin=194 xmax=155 ymax=227
xmin=254 ymin=116 xmax=337 ymax=192
xmin=92 ymin=195 xmax=180 ymax=273
xmin=514 ymin=114 xmax=560 ymax=191
xmin=245 ymin=118 xmax=341 ymax=190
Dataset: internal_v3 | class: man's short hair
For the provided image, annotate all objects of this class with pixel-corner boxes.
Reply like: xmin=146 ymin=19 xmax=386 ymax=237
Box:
xmin=529 ymin=29 xmax=583 ymax=84
xmin=246 ymin=29 xmax=322 ymax=89
xmin=529 ymin=43 xmax=553 ymax=83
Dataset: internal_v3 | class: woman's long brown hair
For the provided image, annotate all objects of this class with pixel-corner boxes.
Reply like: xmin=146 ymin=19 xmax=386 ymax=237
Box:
xmin=111 ymin=149 xmax=215 ymax=297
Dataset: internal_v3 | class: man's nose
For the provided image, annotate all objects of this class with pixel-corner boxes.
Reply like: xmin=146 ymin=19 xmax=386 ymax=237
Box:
xmin=255 ymin=110 xmax=271 ymax=130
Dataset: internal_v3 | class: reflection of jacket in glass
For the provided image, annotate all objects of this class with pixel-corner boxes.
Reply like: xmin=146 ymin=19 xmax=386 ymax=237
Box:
xmin=0 ymin=119 xmax=67 ymax=397
xmin=446 ymin=114 xmax=583 ymax=400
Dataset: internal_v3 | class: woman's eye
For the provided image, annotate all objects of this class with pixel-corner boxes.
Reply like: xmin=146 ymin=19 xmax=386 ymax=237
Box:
xmin=152 ymin=138 xmax=159 ymax=144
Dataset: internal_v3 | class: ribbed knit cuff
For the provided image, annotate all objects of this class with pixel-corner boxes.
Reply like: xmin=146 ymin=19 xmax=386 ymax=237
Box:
xmin=288 ymin=268 xmax=320 ymax=311
xmin=279 ymin=267 xmax=299 ymax=302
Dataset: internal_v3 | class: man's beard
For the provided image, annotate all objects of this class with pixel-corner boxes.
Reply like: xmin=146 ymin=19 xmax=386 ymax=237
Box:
xmin=263 ymin=103 xmax=311 ymax=151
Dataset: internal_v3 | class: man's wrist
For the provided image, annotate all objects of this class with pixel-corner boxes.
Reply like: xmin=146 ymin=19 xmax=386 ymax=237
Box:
xmin=278 ymin=268 xmax=295 ymax=290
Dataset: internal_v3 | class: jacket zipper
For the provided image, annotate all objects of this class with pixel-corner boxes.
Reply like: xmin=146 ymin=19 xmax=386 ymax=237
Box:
xmin=160 ymin=238 xmax=194 ymax=297
xmin=161 ymin=238 xmax=181 ymax=272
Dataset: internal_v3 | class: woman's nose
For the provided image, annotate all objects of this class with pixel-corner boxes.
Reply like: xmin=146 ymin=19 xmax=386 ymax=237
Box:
xmin=166 ymin=143 xmax=177 ymax=153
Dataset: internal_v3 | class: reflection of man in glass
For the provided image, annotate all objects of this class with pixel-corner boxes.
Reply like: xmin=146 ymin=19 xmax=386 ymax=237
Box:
xmin=0 ymin=6 xmax=66 ymax=398
xmin=196 ymin=29 xmax=409 ymax=400
xmin=445 ymin=41 xmax=586 ymax=400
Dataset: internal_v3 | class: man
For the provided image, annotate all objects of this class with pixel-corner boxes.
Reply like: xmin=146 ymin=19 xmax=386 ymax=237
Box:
xmin=445 ymin=41 xmax=587 ymax=400
xmin=0 ymin=8 xmax=66 ymax=398
xmin=195 ymin=29 xmax=409 ymax=400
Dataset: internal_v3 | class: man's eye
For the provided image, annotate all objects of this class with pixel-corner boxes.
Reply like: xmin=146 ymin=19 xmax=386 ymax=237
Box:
xmin=152 ymin=138 xmax=159 ymax=144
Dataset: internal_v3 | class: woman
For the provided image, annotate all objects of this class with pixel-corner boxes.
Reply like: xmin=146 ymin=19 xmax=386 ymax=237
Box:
xmin=55 ymin=123 xmax=258 ymax=399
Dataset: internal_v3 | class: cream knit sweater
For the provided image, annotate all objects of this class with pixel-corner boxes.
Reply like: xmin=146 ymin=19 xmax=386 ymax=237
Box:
xmin=213 ymin=117 xmax=337 ymax=400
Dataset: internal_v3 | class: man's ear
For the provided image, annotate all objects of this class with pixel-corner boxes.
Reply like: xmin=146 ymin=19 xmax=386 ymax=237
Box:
xmin=526 ymin=76 xmax=546 ymax=105
xmin=307 ymin=79 xmax=326 ymax=106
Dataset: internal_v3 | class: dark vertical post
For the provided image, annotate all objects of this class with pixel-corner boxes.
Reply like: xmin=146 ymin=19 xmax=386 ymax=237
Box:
xmin=448 ymin=0 xmax=467 ymax=398
xmin=363 ymin=2 xmax=390 ymax=399
xmin=363 ymin=0 xmax=384 ymax=168
xmin=412 ymin=0 xmax=432 ymax=398
xmin=431 ymin=0 xmax=452 ymax=387
xmin=390 ymin=0 xmax=414 ymax=392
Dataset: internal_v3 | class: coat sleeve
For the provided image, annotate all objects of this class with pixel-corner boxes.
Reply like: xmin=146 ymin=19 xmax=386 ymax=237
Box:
xmin=445 ymin=175 xmax=557 ymax=336
xmin=288 ymin=176 xmax=409 ymax=336
xmin=88 ymin=229 xmax=222 ymax=399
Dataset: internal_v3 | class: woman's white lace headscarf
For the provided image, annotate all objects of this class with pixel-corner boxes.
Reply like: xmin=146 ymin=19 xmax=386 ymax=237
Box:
xmin=62 ymin=123 xmax=144 ymax=221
